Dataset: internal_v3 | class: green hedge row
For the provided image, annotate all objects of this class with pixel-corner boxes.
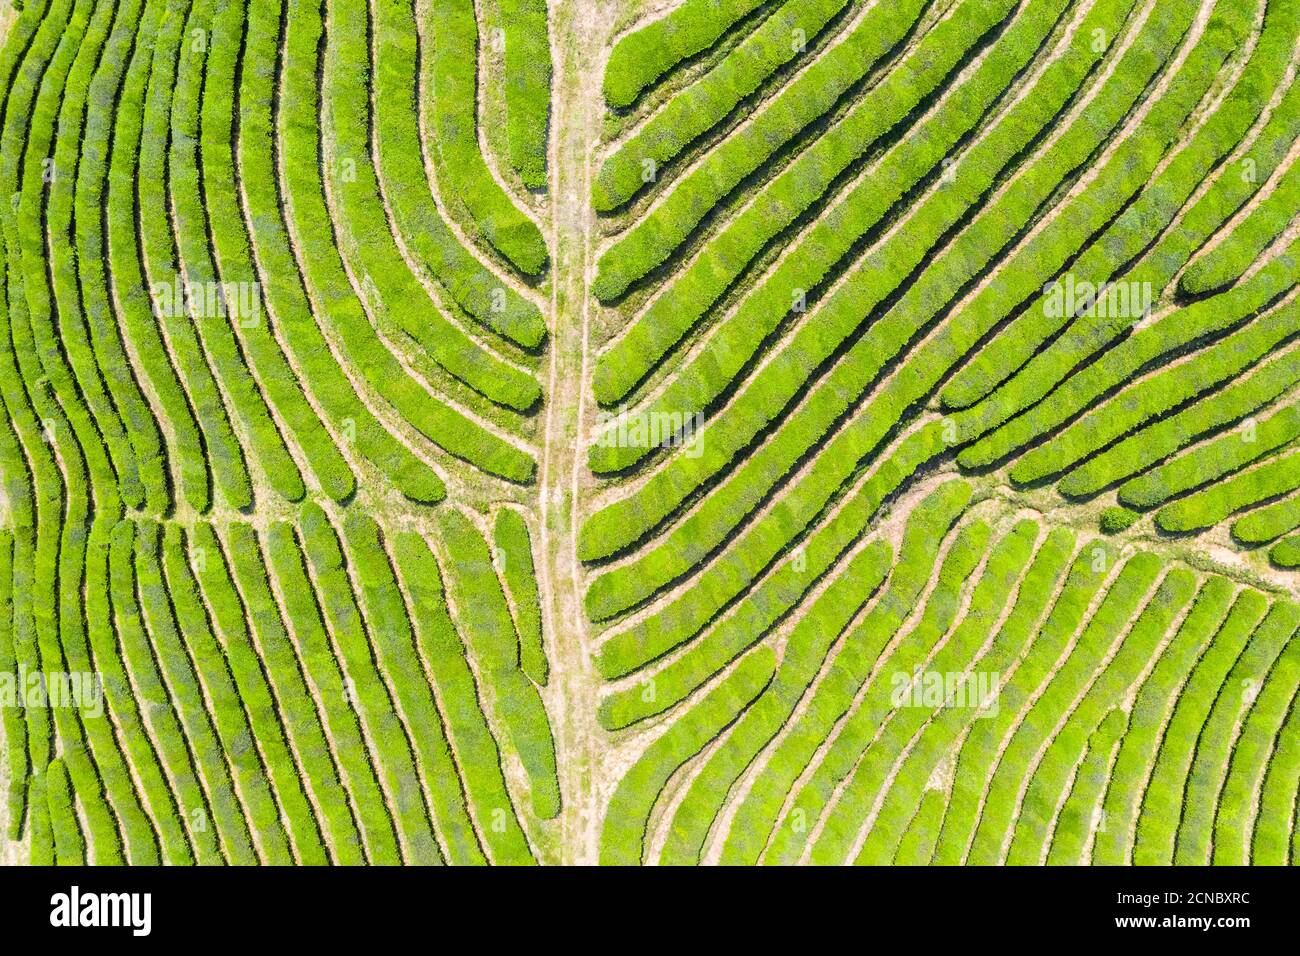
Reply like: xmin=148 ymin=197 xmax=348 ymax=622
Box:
xmin=1180 ymin=155 xmax=1300 ymax=296
xmin=961 ymin=246 xmax=1300 ymax=471
xmin=109 ymin=520 xmax=216 ymax=863
xmin=390 ymin=530 xmax=536 ymax=864
xmin=590 ymin=0 xmax=931 ymax=308
xmin=840 ymin=522 xmax=1041 ymax=866
xmin=602 ymin=0 xmax=768 ymax=108
xmin=863 ymin=527 xmax=1079 ymax=865
xmin=719 ymin=480 xmax=975 ymax=863
xmin=264 ymin=520 xmax=404 ymax=864
xmin=223 ymin=522 xmax=368 ymax=864
xmin=1156 ymin=447 xmax=1300 ymax=534
xmin=435 ymin=508 xmax=560 ymax=819
xmin=1252 ymin=666 xmax=1300 ymax=862
xmin=932 ymin=541 xmax=1117 ymax=863
xmin=951 ymin=73 xmax=1300 ymax=451
xmin=1010 ymin=293 xmax=1300 ymax=487
xmin=498 ymin=0 xmax=550 ymax=190
xmin=1090 ymin=577 xmax=1236 ymax=864
xmin=941 ymin=0 xmax=1294 ymax=411
xmin=337 ymin=512 xmax=485 ymax=864
xmin=658 ymin=538 xmax=891 ymax=864
xmin=238 ymin=0 xmax=444 ymax=504
xmin=1044 ymin=706 xmax=1127 ymax=864
xmin=281 ymin=0 xmax=534 ymax=483
xmin=593 ymin=0 xmax=852 ymax=212
xmin=1171 ymin=600 xmax=1298 ymax=864
xmin=169 ymin=0 xmax=308 ymax=505
xmin=777 ymin=518 xmax=992 ymax=865
xmin=1119 ymin=387 xmax=1300 ymax=510
xmin=1271 ymin=536 xmax=1300 ymax=567
xmin=1060 ymin=347 xmax=1300 ymax=500
xmin=492 ymin=509 xmax=548 ymax=685
xmin=1232 ymin=488 xmax=1300 ymax=545
xmin=587 ymin=0 xmax=1133 ymax=477
xmin=962 ymin=553 xmax=1165 ymax=865
xmin=1131 ymin=589 xmax=1270 ymax=863
xmin=297 ymin=502 xmax=442 ymax=863
xmin=599 ymin=646 xmax=775 ymax=864
xmin=45 ymin=759 xmax=85 ymax=864
xmin=1211 ymin=623 xmax=1300 ymax=863
xmin=327 ymin=0 xmax=541 ymax=411
xmin=594 ymin=426 xmax=950 ymax=729
xmin=1003 ymin=568 xmax=1197 ymax=865
xmin=425 ymin=0 xmax=548 ymax=275
xmin=372 ymin=0 xmax=547 ymax=347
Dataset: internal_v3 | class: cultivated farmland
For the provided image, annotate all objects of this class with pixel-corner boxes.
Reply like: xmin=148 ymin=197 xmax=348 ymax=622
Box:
xmin=0 ymin=0 xmax=1297 ymax=866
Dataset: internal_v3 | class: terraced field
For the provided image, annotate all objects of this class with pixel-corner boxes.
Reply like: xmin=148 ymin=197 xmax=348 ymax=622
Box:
xmin=0 ymin=0 xmax=1297 ymax=865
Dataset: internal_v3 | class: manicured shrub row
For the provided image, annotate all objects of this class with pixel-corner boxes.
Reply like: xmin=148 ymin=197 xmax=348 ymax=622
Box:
xmin=657 ymin=538 xmax=892 ymax=865
xmin=892 ymin=788 xmax=945 ymax=865
xmin=296 ymin=502 xmax=442 ymax=863
xmin=602 ymin=0 xmax=768 ymax=108
xmin=1118 ymin=385 xmax=1300 ymax=509
xmin=169 ymin=0 xmax=308 ymax=506
xmin=11 ymin=0 xmax=146 ymax=865
xmin=960 ymin=248 xmax=1300 ymax=471
xmin=326 ymin=0 xmax=541 ymax=412
xmin=718 ymin=480 xmax=975 ymax=864
xmin=1156 ymin=447 xmax=1300 ymax=534
xmin=961 ymin=553 xmax=1165 ymax=865
xmin=0 ymin=0 xmax=77 ymax=858
xmin=33 ymin=0 xmax=148 ymax=514
xmin=1271 ymin=536 xmax=1300 ymax=567
xmin=498 ymin=0 xmax=550 ymax=190
xmin=434 ymin=508 xmax=560 ymax=819
xmin=1010 ymin=294 xmax=1300 ymax=487
xmin=1099 ymin=507 xmax=1139 ymax=534
xmin=1058 ymin=346 xmax=1300 ymax=500
xmin=1042 ymin=706 xmax=1126 ymax=865
xmin=1089 ymin=577 xmax=1236 ymax=864
xmin=1001 ymin=569 xmax=1197 ymax=866
xmin=158 ymin=524 xmax=293 ymax=865
xmin=264 ymin=521 xmax=403 ymax=865
xmin=1180 ymin=157 xmax=1300 ymax=296
xmin=1232 ymin=488 xmax=1300 ymax=545
xmin=492 ymin=509 xmax=548 ymax=685
xmin=599 ymin=647 xmax=775 ymax=864
xmin=282 ymin=0 xmax=535 ymax=483
xmin=590 ymin=0 xmax=932 ymax=309
xmin=133 ymin=520 xmax=264 ymax=865
xmin=1211 ymin=622 xmax=1300 ymax=864
xmin=336 ymin=512 xmax=485 ymax=864
xmin=586 ymin=0 xmax=1138 ymax=477
xmin=425 ymin=0 xmax=548 ymax=275
xmin=223 ymin=522 xmax=368 ymax=864
xmin=389 ymin=531 xmax=535 ymax=864
xmin=0 ymin=529 xmax=26 ymax=842
xmin=951 ymin=78 xmax=1300 ymax=452
xmin=931 ymin=541 xmax=1117 ymax=864
xmin=593 ymin=0 xmax=858 ymax=213
xmin=852 ymin=527 xmax=1079 ymax=866
xmin=1131 ymin=589 xmax=1270 ymax=864
xmin=834 ymin=521 xmax=1041 ymax=866
xmin=198 ymin=0 xmax=354 ymax=502
xmin=238 ymin=0 xmax=445 ymax=505
xmin=594 ymin=425 xmax=950 ymax=727
xmin=108 ymin=520 xmax=217 ymax=863
xmin=773 ymin=518 xmax=993 ymax=865
xmin=138 ymin=0 xmax=254 ymax=511
xmin=1171 ymin=600 xmax=1299 ymax=864
xmin=1252 ymin=679 xmax=1300 ymax=862
xmin=44 ymin=758 xmax=85 ymax=865
xmin=372 ymin=0 xmax=546 ymax=347
xmin=940 ymin=0 xmax=1296 ymax=411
